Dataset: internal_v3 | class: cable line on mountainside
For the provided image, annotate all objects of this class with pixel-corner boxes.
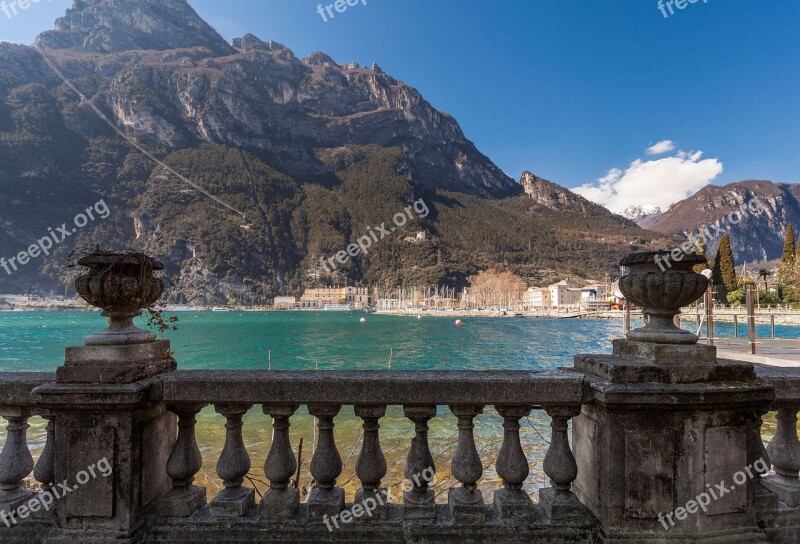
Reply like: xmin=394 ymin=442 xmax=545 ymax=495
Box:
xmin=32 ymin=44 xmax=248 ymax=221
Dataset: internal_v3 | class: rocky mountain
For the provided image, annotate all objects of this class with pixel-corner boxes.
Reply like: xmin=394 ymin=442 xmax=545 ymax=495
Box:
xmin=18 ymin=0 xmax=517 ymax=197
xmin=520 ymin=171 xmax=638 ymax=227
xmin=621 ymin=205 xmax=663 ymax=229
xmin=0 ymin=0 xmax=671 ymax=301
xmin=648 ymin=180 xmax=800 ymax=263
xmin=34 ymin=0 xmax=235 ymax=56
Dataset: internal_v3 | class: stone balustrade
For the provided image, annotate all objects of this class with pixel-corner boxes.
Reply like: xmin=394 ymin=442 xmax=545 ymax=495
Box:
xmin=154 ymin=369 xmax=591 ymax=538
xmin=0 ymin=366 xmax=797 ymax=542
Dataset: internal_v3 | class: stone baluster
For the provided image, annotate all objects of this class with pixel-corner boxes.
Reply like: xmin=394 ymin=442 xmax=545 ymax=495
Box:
xmin=751 ymin=410 xmax=777 ymax=511
xmin=403 ymin=405 xmax=437 ymax=520
xmin=158 ymin=403 xmax=207 ymax=517
xmin=354 ymin=405 xmax=388 ymax=519
xmin=210 ymin=404 xmax=254 ymax=518
xmin=28 ymin=413 xmax=56 ymax=520
xmin=764 ymin=403 xmax=800 ymax=507
xmin=448 ymin=404 xmax=485 ymax=523
xmin=261 ymin=404 xmax=299 ymax=520
xmin=494 ymin=405 xmax=534 ymax=518
xmin=33 ymin=414 xmax=55 ymax=493
xmin=0 ymin=409 xmax=34 ymax=515
xmin=541 ymin=405 xmax=584 ymax=521
xmin=307 ymin=405 xmax=344 ymax=518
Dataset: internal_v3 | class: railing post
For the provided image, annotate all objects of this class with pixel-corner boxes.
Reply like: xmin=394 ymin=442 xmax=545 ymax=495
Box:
xmin=402 ymin=405 xmax=437 ymax=520
xmin=30 ymin=253 xmax=177 ymax=540
xmin=261 ymin=404 xmax=299 ymax=520
xmin=494 ymin=405 xmax=534 ymax=519
xmin=763 ymin=404 xmax=800 ymax=507
xmin=158 ymin=403 xmax=207 ymax=517
xmin=448 ymin=404 xmax=485 ymax=524
xmin=746 ymin=284 xmax=756 ymax=354
xmin=210 ymin=404 xmax=254 ymax=518
xmin=307 ymin=405 xmax=344 ymax=518
xmin=354 ymin=405 xmax=388 ymax=519
xmin=573 ymin=251 xmax=779 ymax=542
xmin=0 ymin=409 xmax=34 ymax=514
xmin=706 ymin=288 xmax=714 ymax=346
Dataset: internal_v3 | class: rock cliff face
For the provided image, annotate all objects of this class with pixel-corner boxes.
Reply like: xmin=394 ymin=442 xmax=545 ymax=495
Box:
xmin=649 ymin=180 xmax=800 ymax=263
xmin=21 ymin=0 xmax=516 ymax=197
xmin=34 ymin=0 xmax=235 ymax=56
xmin=520 ymin=171 xmax=637 ymax=226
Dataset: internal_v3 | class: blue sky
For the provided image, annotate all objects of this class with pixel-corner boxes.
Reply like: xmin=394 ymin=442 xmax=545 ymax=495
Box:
xmin=2 ymin=0 xmax=799 ymax=211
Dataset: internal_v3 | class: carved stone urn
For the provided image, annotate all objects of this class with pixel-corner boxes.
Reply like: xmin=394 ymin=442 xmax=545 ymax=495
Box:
xmin=619 ymin=251 xmax=708 ymax=345
xmin=74 ymin=252 xmax=165 ymax=346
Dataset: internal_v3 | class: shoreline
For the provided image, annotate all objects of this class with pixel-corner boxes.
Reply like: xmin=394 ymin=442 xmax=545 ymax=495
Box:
xmin=3 ymin=296 xmax=800 ymax=326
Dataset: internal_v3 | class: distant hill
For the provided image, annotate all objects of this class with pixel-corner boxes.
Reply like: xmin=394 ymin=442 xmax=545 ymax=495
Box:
xmin=0 ymin=0 xmax=673 ymax=302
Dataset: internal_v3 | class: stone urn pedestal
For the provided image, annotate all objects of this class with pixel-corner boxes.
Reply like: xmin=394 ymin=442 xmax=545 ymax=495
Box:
xmin=58 ymin=252 xmax=177 ymax=385
xmin=32 ymin=251 xmax=177 ymax=542
xmin=573 ymin=251 xmax=775 ymax=543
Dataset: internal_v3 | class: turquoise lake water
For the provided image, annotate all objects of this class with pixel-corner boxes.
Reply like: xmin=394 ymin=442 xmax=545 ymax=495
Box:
xmin=3 ymin=310 xmax=798 ymax=372
xmin=1 ymin=311 xmax=796 ymax=500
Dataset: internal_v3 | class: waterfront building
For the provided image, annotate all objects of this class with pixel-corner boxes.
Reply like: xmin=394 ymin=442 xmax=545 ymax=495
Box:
xmin=344 ymin=286 xmax=370 ymax=309
xmin=524 ymin=287 xmax=552 ymax=309
xmin=298 ymin=287 xmax=371 ymax=309
xmin=549 ymin=279 xmax=581 ymax=308
xmin=377 ymin=298 xmax=402 ymax=311
xmin=273 ymin=296 xmax=298 ymax=309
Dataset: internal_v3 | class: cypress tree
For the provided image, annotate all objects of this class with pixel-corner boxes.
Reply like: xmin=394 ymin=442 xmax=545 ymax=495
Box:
xmin=692 ymin=235 xmax=709 ymax=274
xmin=712 ymin=234 xmax=737 ymax=302
xmin=782 ymin=225 xmax=796 ymax=264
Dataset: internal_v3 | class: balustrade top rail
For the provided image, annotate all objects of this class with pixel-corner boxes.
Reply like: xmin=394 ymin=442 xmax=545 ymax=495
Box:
xmin=755 ymin=365 xmax=800 ymax=402
xmin=158 ymin=369 xmax=586 ymax=406
xmin=0 ymin=372 xmax=54 ymax=409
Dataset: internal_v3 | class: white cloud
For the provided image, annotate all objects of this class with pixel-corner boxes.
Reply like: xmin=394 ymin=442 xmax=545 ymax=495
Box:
xmin=573 ymin=147 xmax=723 ymax=213
xmin=646 ymin=140 xmax=675 ymax=155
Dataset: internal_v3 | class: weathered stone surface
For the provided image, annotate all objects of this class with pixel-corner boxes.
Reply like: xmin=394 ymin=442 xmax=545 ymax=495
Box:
xmin=157 ymin=485 xmax=206 ymax=518
xmin=60 ymin=340 xmax=176 ymax=384
xmin=623 ymin=429 xmax=674 ymax=518
xmin=160 ymin=369 xmax=585 ymax=405
xmin=576 ymin=353 xmax=757 ymax=384
xmin=613 ymin=339 xmax=717 ymax=364
xmin=0 ymin=373 xmax=55 ymax=408
xmin=756 ymin=366 xmax=800 ymax=401
xmin=574 ymin=375 xmax=775 ymax=543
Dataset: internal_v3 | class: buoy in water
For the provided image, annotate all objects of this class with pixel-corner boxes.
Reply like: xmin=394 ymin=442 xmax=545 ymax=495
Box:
xmin=360 ymin=317 xmax=366 ymax=323
xmin=455 ymin=319 xmax=463 ymax=326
